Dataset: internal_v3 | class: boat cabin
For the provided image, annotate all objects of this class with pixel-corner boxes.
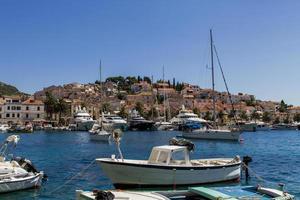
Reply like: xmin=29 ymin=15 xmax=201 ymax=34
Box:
xmin=148 ymin=145 xmax=191 ymax=165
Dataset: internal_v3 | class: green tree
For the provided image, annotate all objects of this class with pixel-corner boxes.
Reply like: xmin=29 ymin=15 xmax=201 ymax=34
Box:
xmin=204 ymin=111 xmax=212 ymax=121
xmin=135 ymin=102 xmax=145 ymax=117
xmin=251 ymin=110 xmax=260 ymax=121
xmin=274 ymin=117 xmax=280 ymax=124
xmin=218 ymin=110 xmax=225 ymax=124
xmin=239 ymin=111 xmax=248 ymax=121
xmin=102 ymin=102 xmax=111 ymax=112
xmin=118 ymin=105 xmax=128 ymax=119
xmin=228 ymin=110 xmax=235 ymax=119
xmin=293 ymin=113 xmax=300 ymax=122
xmin=284 ymin=115 xmax=290 ymax=124
xmin=262 ymin=111 xmax=271 ymax=123
xmin=44 ymin=92 xmax=57 ymax=119
xmin=117 ymin=92 xmax=126 ymax=100
xmin=143 ymin=76 xmax=151 ymax=84
xmin=193 ymin=108 xmax=200 ymax=116
xmin=278 ymin=100 xmax=288 ymax=113
xmin=55 ymin=98 xmax=69 ymax=124
xmin=175 ymin=82 xmax=184 ymax=91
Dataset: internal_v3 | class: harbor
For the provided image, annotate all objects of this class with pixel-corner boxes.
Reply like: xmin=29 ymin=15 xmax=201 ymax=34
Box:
xmin=0 ymin=129 xmax=297 ymax=199
xmin=1 ymin=0 xmax=300 ymax=199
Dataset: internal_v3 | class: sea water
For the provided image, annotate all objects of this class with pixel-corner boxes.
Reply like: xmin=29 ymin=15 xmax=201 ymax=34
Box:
xmin=0 ymin=130 xmax=299 ymax=200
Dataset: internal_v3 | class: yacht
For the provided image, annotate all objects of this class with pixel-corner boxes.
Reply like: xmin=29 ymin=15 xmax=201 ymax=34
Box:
xmin=96 ymin=138 xmax=241 ymax=188
xmin=231 ymin=121 xmax=257 ymax=132
xmin=101 ymin=113 xmax=128 ymax=131
xmin=271 ymin=123 xmax=298 ymax=130
xmin=76 ymin=185 xmax=295 ymax=200
xmin=170 ymin=105 xmax=206 ymax=129
xmin=71 ymin=108 xmax=96 ymax=131
xmin=256 ymin=121 xmax=271 ymax=131
xmin=128 ymin=110 xmax=155 ymax=131
xmin=154 ymin=121 xmax=175 ymax=131
xmin=0 ymin=135 xmax=44 ymax=193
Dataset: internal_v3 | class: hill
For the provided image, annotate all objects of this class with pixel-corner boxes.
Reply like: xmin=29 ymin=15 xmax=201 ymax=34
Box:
xmin=0 ymin=81 xmax=23 ymax=96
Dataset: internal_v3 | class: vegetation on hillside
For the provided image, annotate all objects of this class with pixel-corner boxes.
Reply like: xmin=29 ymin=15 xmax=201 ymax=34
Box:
xmin=0 ymin=81 xmax=23 ymax=96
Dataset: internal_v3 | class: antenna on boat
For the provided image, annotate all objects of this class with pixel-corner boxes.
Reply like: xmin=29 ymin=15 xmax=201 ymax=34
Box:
xmin=112 ymin=129 xmax=124 ymax=161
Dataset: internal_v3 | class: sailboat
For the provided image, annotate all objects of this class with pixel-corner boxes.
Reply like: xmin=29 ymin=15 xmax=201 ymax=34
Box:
xmin=89 ymin=60 xmax=111 ymax=141
xmin=154 ymin=66 xmax=174 ymax=131
xmin=182 ymin=30 xmax=241 ymax=141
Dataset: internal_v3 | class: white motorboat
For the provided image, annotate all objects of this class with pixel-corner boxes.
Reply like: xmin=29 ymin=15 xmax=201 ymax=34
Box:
xmin=170 ymin=105 xmax=206 ymax=127
xmin=76 ymin=185 xmax=295 ymax=200
xmin=101 ymin=113 xmax=128 ymax=131
xmin=256 ymin=121 xmax=271 ymax=131
xmin=154 ymin=121 xmax=175 ymax=131
xmin=0 ymin=124 xmax=10 ymax=132
xmin=90 ymin=130 xmax=111 ymax=141
xmin=96 ymin=139 xmax=241 ymax=188
xmin=182 ymin=128 xmax=241 ymax=140
xmin=0 ymin=135 xmax=44 ymax=193
xmin=71 ymin=108 xmax=96 ymax=131
xmin=271 ymin=123 xmax=298 ymax=130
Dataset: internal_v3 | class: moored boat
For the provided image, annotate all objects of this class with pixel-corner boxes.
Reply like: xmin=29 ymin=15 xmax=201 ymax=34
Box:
xmin=182 ymin=128 xmax=241 ymax=140
xmin=70 ymin=108 xmax=96 ymax=131
xmin=271 ymin=123 xmax=298 ymax=130
xmin=0 ymin=135 xmax=44 ymax=193
xmin=76 ymin=185 xmax=295 ymax=200
xmin=128 ymin=110 xmax=155 ymax=131
xmin=96 ymin=139 xmax=241 ymax=188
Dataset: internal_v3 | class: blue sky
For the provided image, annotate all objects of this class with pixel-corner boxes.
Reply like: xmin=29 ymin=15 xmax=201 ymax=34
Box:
xmin=1 ymin=0 xmax=300 ymax=105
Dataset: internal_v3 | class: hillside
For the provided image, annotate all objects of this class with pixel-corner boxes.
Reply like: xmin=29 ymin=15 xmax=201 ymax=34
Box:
xmin=0 ymin=81 xmax=23 ymax=96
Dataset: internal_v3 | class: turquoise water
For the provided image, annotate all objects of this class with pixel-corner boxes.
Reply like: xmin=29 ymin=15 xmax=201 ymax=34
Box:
xmin=0 ymin=130 xmax=299 ymax=200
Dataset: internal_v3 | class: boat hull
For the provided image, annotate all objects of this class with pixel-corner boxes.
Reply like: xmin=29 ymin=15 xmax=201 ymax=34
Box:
xmin=0 ymin=173 xmax=43 ymax=193
xmin=182 ymin=130 xmax=240 ymax=141
xmin=89 ymin=133 xmax=111 ymax=141
xmin=96 ymin=159 xmax=241 ymax=188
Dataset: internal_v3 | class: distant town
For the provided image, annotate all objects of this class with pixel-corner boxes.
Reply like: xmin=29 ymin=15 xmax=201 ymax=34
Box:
xmin=0 ymin=76 xmax=299 ymax=126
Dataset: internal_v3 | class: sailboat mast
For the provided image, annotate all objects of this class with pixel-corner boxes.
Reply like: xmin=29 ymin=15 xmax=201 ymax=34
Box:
xmin=99 ymin=59 xmax=103 ymax=129
xmin=163 ymin=65 xmax=166 ymax=122
xmin=100 ymin=59 xmax=102 ymax=95
xmin=210 ymin=29 xmax=216 ymax=126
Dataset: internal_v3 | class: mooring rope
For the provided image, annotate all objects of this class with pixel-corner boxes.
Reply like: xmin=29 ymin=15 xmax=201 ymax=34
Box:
xmin=242 ymin=162 xmax=279 ymax=185
xmin=32 ymin=159 xmax=96 ymax=198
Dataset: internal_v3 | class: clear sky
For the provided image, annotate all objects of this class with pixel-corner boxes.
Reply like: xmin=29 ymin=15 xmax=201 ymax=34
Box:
xmin=1 ymin=0 xmax=300 ymax=105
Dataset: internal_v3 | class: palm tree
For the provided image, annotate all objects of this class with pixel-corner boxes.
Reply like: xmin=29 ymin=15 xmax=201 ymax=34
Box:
xmin=55 ymin=99 xmax=69 ymax=125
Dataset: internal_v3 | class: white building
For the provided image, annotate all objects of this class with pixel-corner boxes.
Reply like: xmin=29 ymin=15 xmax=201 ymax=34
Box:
xmin=0 ymin=96 xmax=44 ymax=124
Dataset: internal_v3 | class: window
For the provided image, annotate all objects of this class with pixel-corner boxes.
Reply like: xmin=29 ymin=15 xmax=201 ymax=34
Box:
xmin=6 ymin=114 xmax=9 ymax=118
xmin=0 ymin=114 xmax=1 ymax=118
xmin=37 ymin=106 xmax=40 ymax=111
xmin=37 ymin=114 xmax=40 ymax=118
xmin=157 ymin=151 xmax=169 ymax=164
xmin=17 ymin=113 xmax=20 ymax=118
xmin=0 ymin=107 xmax=1 ymax=111
xmin=26 ymin=114 xmax=29 ymax=118
xmin=26 ymin=106 xmax=29 ymax=111
xmin=12 ymin=114 xmax=15 ymax=118
xmin=17 ymin=106 xmax=21 ymax=110
xmin=7 ymin=106 xmax=10 ymax=110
